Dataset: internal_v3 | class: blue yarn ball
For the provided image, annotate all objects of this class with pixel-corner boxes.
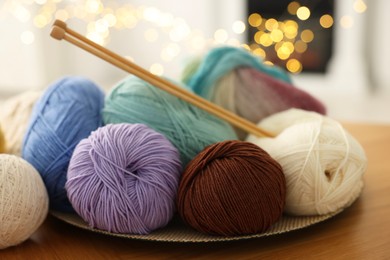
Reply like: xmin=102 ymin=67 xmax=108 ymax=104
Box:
xmin=103 ymin=76 xmax=238 ymax=166
xmin=22 ymin=76 xmax=105 ymax=212
xmin=184 ymin=46 xmax=292 ymax=99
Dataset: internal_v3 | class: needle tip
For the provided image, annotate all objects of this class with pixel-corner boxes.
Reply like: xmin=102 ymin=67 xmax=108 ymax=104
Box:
xmin=53 ymin=19 xmax=67 ymax=29
xmin=50 ymin=26 xmax=65 ymax=40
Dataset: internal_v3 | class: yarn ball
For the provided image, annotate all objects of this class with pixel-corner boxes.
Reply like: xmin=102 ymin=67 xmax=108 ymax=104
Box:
xmin=0 ymin=154 xmax=49 ymax=249
xmin=183 ymin=46 xmax=292 ymax=99
xmin=246 ymin=109 xmax=367 ymax=216
xmin=66 ymin=123 xmax=182 ymax=234
xmin=103 ymin=76 xmax=238 ymax=166
xmin=216 ymin=68 xmax=326 ymax=139
xmin=0 ymin=91 xmax=42 ymax=155
xmin=177 ymin=140 xmax=286 ymax=236
xmin=183 ymin=47 xmax=326 ymax=139
xmin=0 ymin=126 xmax=5 ymax=153
xmin=22 ymin=77 xmax=105 ymax=212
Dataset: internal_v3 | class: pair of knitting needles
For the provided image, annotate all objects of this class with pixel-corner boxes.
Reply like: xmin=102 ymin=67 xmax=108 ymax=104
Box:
xmin=50 ymin=20 xmax=272 ymax=138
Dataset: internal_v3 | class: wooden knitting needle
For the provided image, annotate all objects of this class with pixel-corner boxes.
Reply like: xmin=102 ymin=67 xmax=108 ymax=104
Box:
xmin=50 ymin=20 xmax=273 ymax=138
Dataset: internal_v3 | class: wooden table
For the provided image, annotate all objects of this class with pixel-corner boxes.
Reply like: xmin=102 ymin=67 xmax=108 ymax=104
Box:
xmin=1 ymin=123 xmax=389 ymax=259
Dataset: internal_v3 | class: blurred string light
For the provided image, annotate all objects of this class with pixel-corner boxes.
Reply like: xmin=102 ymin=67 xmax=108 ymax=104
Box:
xmin=286 ymin=58 xmax=302 ymax=73
xmin=296 ymin=6 xmax=310 ymax=21
xmin=247 ymin=0 xmax=367 ymax=73
xmin=247 ymin=1 xmax=314 ymax=73
xmin=287 ymin=2 xmax=300 ymax=15
xmin=1 ymin=0 xmax=207 ymax=74
xmin=150 ymin=63 xmax=164 ymax=76
xmin=320 ymin=14 xmax=333 ymax=28
xmin=353 ymin=0 xmax=367 ymax=13
xmin=1 ymin=0 xmax=367 ymax=74
xmin=247 ymin=13 xmax=310 ymax=73
xmin=214 ymin=29 xmax=228 ymax=43
xmin=232 ymin=20 xmax=246 ymax=34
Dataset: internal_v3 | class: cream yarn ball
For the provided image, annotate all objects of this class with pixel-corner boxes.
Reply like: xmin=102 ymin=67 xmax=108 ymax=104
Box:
xmin=0 ymin=154 xmax=49 ymax=249
xmin=247 ymin=109 xmax=367 ymax=216
xmin=0 ymin=91 xmax=42 ymax=155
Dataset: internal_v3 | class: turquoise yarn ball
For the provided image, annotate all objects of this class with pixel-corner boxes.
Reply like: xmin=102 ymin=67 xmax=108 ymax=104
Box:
xmin=103 ymin=76 xmax=238 ymax=166
xmin=22 ymin=76 xmax=105 ymax=212
xmin=184 ymin=46 xmax=292 ymax=99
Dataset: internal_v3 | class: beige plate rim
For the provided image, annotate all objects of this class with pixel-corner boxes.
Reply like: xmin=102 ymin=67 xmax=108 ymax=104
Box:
xmin=51 ymin=208 xmax=344 ymax=243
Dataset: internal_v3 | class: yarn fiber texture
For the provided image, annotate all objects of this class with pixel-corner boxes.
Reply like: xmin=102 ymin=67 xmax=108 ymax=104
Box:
xmin=182 ymin=47 xmax=326 ymax=139
xmin=103 ymin=76 xmax=238 ymax=166
xmin=66 ymin=123 xmax=182 ymax=234
xmin=22 ymin=77 xmax=105 ymax=212
xmin=177 ymin=140 xmax=286 ymax=236
xmin=213 ymin=68 xmax=326 ymax=139
xmin=0 ymin=154 xmax=49 ymax=249
xmin=183 ymin=46 xmax=292 ymax=99
xmin=247 ymin=109 xmax=367 ymax=216
xmin=0 ymin=91 xmax=42 ymax=155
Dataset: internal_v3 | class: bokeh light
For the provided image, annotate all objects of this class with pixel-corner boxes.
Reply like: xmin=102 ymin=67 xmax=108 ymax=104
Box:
xmin=300 ymin=29 xmax=314 ymax=43
xmin=294 ymin=40 xmax=308 ymax=53
xmin=3 ymin=0 xmax=344 ymax=74
xmin=265 ymin=18 xmax=278 ymax=31
xmin=353 ymin=0 xmax=367 ymax=13
xmin=214 ymin=29 xmax=228 ymax=43
xmin=150 ymin=63 xmax=164 ymax=76
xmin=259 ymin=33 xmax=273 ymax=47
xmin=252 ymin=47 xmax=266 ymax=59
xmin=286 ymin=59 xmax=302 ymax=73
xmin=248 ymin=13 xmax=262 ymax=27
xmin=296 ymin=6 xmax=310 ymax=21
xmin=287 ymin=2 xmax=300 ymax=15
xmin=232 ymin=20 xmax=246 ymax=34
xmin=320 ymin=14 xmax=333 ymax=28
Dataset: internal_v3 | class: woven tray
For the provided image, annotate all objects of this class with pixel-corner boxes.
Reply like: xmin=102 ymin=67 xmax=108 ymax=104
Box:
xmin=51 ymin=209 xmax=342 ymax=243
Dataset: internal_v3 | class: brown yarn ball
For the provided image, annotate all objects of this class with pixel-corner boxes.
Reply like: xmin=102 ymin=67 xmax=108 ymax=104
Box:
xmin=177 ymin=140 xmax=286 ymax=236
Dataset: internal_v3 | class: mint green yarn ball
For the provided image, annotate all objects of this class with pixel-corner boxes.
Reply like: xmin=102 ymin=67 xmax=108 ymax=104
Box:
xmin=103 ymin=76 xmax=238 ymax=166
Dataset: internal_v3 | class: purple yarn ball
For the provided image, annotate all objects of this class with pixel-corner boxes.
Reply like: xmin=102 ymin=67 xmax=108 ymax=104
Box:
xmin=66 ymin=123 xmax=182 ymax=234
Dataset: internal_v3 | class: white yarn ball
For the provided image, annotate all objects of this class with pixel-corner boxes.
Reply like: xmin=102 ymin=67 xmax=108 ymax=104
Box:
xmin=247 ymin=109 xmax=367 ymax=216
xmin=251 ymin=108 xmax=324 ymax=136
xmin=0 ymin=91 xmax=42 ymax=155
xmin=0 ymin=154 xmax=49 ymax=249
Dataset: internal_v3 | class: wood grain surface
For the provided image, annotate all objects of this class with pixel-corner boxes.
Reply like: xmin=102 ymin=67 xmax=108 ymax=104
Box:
xmin=1 ymin=122 xmax=389 ymax=259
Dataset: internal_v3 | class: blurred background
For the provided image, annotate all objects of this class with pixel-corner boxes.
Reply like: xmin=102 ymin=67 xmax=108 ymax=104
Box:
xmin=0 ymin=0 xmax=389 ymax=123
